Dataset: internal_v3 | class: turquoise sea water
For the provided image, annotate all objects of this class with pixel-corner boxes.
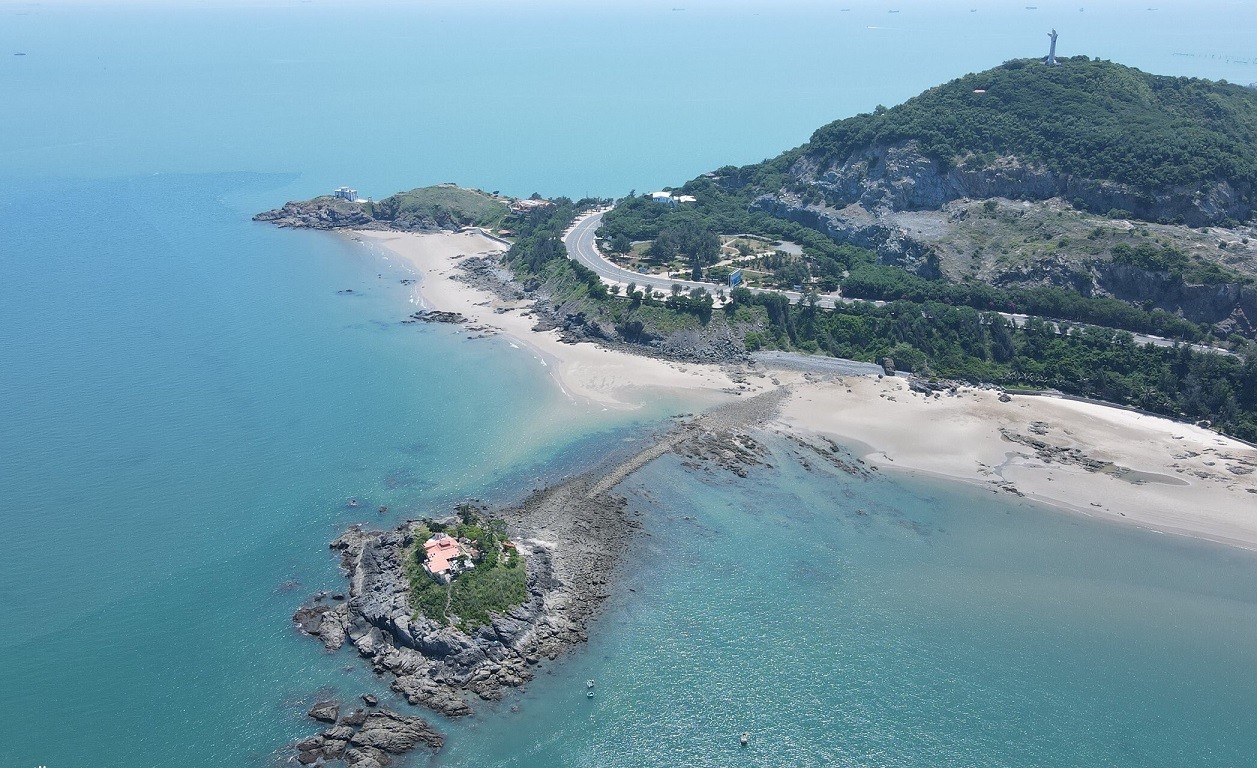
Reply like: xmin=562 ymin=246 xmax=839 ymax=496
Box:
xmin=441 ymin=443 xmax=1257 ymax=767
xmin=3 ymin=2 xmax=1257 ymax=766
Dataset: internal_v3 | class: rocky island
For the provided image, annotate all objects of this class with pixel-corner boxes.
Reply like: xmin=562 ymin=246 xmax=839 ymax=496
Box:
xmin=287 ymin=391 xmax=786 ymax=764
xmin=293 ymin=505 xmax=562 ymax=717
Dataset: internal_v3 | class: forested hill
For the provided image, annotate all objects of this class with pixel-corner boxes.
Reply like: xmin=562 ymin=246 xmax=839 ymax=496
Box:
xmin=747 ymin=57 xmax=1257 ymax=226
xmin=811 ymin=57 xmax=1257 ymax=189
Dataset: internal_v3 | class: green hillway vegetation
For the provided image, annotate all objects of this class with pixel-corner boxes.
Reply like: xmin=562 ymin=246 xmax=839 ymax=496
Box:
xmin=602 ymin=192 xmax=1231 ymax=343
xmin=598 ymin=59 xmax=1257 ymax=343
xmin=405 ymin=506 xmax=527 ymax=633
xmin=364 ymin=184 xmax=511 ymax=231
xmin=506 ymin=203 xmax=1257 ymax=443
xmin=805 ymin=57 xmax=1257 ymax=201
xmin=491 ymin=59 xmax=1257 ymax=440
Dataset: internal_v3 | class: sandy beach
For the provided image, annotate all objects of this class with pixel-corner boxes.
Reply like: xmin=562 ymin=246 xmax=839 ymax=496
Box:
xmin=778 ymin=376 xmax=1257 ymax=550
xmin=352 ymin=229 xmax=1257 ymax=550
xmin=352 ymin=229 xmax=758 ymax=411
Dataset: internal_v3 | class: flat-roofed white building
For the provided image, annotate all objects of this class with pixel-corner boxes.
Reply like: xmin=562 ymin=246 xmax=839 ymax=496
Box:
xmin=334 ymin=186 xmax=368 ymax=203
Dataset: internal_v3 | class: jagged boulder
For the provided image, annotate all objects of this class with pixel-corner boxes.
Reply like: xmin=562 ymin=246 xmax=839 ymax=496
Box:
xmin=308 ymin=700 xmax=340 ymax=723
xmin=349 ymin=710 xmax=444 ymax=754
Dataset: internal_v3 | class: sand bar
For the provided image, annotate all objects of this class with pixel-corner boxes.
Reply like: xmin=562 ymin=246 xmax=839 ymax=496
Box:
xmin=352 ymin=229 xmax=1257 ymax=550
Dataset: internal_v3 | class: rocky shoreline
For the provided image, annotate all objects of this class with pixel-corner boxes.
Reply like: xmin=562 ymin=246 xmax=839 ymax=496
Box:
xmin=254 ymin=196 xmax=472 ymax=233
xmin=452 ymin=252 xmax=753 ymax=366
xmin=291 ymin=390 xmax=789 ymax=753
xmin=293 ymin=515 xmax=572 ymax=718
xmin=255 ymin=198 xmax=394 ymax=231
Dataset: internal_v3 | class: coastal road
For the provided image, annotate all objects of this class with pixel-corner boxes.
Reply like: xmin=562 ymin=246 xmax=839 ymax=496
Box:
xmin=563 ymin=211 xmax=843 ymax=308
xmin=563 ymin=210 xmax=1232 ymax=358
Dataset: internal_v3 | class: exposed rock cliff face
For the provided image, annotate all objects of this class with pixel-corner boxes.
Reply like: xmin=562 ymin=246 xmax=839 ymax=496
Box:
xmin=778 ymin=141 xmax=1249 ymax=227
xmin=1096 ymin=263 xmax=1257 ymax=335
xmin=752 ymin=193 xmax=942 ymax=277
xmin=752 ymin=140 xmax=1252 ymax=279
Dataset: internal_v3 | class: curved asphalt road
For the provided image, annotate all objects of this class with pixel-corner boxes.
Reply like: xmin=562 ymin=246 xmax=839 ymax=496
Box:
xmin=563 ymin=210 xmax=1232 ymax=357
xmin=563 ymin=210 xmax=841 ymax=308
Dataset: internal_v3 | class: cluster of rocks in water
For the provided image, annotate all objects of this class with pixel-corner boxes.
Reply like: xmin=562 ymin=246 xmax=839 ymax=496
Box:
xmin=254 ymin=198 xmax=381 ymax=230
xmin=783 ymin=433 xmax=875 ymax=480
xmin=400 ymin=309 xmax=466 ymax=325
xmin=674 ymin=420 xmax=770 ymax=479
xmin=293 ymin=699 xmax=443 ymax=768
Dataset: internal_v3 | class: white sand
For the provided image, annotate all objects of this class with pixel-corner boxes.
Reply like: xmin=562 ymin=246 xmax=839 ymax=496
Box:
xmin=351 ymin=230 xmax=761 ymax=411
xmin=350 ymin=229 xmax=1257 ymax=550
xmin=777 ymin=375 xmax=1257 ymax=551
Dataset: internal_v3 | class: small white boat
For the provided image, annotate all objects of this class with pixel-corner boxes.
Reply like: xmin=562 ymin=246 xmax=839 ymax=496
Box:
xmin=740 ymin=732 xmax=750 ymax=747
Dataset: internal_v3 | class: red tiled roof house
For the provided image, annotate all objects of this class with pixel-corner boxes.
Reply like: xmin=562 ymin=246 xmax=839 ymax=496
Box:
xmin=423 ymin=533 xmax=473 ymax=584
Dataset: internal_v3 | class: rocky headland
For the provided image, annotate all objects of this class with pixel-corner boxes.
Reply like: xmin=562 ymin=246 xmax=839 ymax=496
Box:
xmin=255 ymin=184 xmax=514 ymax=233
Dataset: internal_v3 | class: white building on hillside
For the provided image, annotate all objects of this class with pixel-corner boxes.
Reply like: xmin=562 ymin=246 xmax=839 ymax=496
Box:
xmin=650 ymin=191 xmax=696 ymax=206
xmin=334 ymin=186 xmax=366 ymax=203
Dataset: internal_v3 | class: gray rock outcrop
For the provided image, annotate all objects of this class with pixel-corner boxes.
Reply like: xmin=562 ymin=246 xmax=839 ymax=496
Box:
xmin=776 ymin=140 xmax=1249 ymax=227
xmin=291 ymin=703 xmax=443 ymax=768
xmin=1096 ymin=262 xmax=1257 ymax=335
xmin=253 ymin=197 xmax=382 ymax=230
xmin=253 ymin=197 xmax=453 ymax=233
xmin=753 ymin=140 xmax=1254 ymax=281
xmin=751 ymin=194 xmax=942 ymax=277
